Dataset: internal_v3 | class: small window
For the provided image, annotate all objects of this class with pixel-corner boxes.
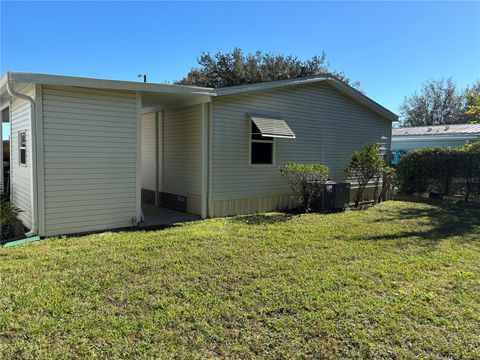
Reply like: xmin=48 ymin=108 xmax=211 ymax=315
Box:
xmin=251 ymin=122 xmax=274 ymax=165
xmin=19 ymin=131 xmax=27 ymax=166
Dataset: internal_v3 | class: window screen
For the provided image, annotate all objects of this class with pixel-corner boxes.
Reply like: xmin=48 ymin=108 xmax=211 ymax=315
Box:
xmin=251 ymin=141 xmax=273 ymax=164
xmin=19 ymin=131 xmax=27 ymax=166
xmin=251 ymin=121 xmax=274 ymax=164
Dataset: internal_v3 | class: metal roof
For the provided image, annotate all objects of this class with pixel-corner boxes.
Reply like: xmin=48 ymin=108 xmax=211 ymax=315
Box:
xmin=392 ymin=124 xmax=480 ymax=137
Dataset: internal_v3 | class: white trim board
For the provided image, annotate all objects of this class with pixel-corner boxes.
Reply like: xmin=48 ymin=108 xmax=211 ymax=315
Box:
xmin=5 ymin=72 xmax=216 ymax=96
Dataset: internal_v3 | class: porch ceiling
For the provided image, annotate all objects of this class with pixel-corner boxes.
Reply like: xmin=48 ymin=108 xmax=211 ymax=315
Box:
xmin=141 ymin=91 xmax=211 ymax=112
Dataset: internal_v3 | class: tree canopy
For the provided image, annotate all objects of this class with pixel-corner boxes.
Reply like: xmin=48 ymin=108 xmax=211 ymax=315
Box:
xmin=176 ymin=48 xmax=361 ymax=90
xmin=399 ymin=79 xmax=480 ymax=127
xmin=464 ymin=81 xmax=480 ymax=124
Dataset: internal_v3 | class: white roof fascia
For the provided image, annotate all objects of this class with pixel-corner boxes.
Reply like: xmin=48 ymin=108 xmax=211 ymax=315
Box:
xmin=215 ymin=76 xmax=332 ymax=96
xmin=2 ymin=72 xmax=398 ymax=122
xmin=6 ymin=72 xmax=216 ymax=96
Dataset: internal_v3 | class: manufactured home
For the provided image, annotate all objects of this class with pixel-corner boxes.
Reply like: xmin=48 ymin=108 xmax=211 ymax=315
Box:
xmin=0 ymin=72 xmax=397 ymax=236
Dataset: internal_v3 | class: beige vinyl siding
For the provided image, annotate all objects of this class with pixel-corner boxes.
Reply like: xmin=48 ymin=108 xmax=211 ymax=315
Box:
xmin=163 ymin=104 xmax=202 ymax=215
xmin=10 ymin=85 xmax=34 ymax=228
xmin=141 ymin=112 xmax=156 ymax=191
xmin=42 ymin=86 xmax=138 ymax=236
xmin=211 ymin=82 xmax=391 ymax=216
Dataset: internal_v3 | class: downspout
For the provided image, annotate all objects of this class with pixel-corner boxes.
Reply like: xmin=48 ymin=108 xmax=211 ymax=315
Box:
xmin=6 ymin=72 xmax=38 ymax=236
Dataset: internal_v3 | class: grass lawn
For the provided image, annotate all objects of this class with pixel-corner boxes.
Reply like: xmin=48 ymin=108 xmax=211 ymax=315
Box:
xmin=1 ymin=200 xmax=479 ymax=359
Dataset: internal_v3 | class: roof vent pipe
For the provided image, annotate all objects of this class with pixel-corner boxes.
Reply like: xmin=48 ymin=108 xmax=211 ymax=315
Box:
xmin=6 ymin=72 xmax=38 ymax=237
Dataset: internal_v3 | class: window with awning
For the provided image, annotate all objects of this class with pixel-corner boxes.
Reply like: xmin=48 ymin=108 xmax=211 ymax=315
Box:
xmin=250 ymin=116 xmax=296 ymax=139
xmin=250 ymin=115 xmax=295 ymax=165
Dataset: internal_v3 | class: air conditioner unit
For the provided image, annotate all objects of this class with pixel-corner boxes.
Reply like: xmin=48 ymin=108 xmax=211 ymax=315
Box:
xmin=312 ymin=182 xmax=350 ymax=211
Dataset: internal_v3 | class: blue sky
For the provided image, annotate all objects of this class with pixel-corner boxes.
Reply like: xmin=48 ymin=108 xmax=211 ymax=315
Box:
xmin=1 ymin=1 xmax=479 ymax=139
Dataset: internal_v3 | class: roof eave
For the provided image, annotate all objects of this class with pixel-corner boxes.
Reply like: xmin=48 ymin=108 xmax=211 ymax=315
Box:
xmin=4 ymin=72 xmax=217 ymax=96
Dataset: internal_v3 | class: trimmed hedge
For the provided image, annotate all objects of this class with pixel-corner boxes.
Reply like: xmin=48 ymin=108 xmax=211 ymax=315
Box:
xmin=397 ymin=141 xmax=480 ymax=201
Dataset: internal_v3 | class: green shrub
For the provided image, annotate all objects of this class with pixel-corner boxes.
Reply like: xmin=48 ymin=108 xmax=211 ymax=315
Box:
xmin=0 ymin=195 xmax=25 ymax=242
xmin=458 ymin=141 xmax=480 ymax=202
xmin=397 ymin=141 xmax=480 ymax=201
xmin=345 ymin=144 xmax=385 ymax=207
xmin=279 ymin=162 xmax=329 ymax=212
xmin=378 ymin=165 xmax=397 ymax=203
xmin=396 ymin=150 xmax=430 ymax=194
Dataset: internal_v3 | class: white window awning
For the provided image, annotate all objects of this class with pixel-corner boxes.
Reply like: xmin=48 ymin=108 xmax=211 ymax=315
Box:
xmin=250 ymin=115 xmax=296 ymax=139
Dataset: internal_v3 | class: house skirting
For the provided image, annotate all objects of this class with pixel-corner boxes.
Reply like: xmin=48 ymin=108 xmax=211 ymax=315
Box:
xmin=211 ymin=186 xmax=385 ymax=217
xmin=212 ymin=194 xmax=298 ymax=217
xmin=144 ymin=186 xmax=387 ymax=218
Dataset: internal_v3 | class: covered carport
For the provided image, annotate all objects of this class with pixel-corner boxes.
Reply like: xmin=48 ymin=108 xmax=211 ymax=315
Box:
xmin=139 ymin=88 xmax=213 ymax=224
xmin=0 ymin=71 xmax=215 ymax=236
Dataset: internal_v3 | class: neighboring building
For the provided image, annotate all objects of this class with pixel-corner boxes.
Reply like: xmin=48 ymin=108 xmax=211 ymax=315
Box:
xmin=392 ymin=124 xmax=480 ymax=163
xmin=0 ymin=72 xmax=396 ymax=236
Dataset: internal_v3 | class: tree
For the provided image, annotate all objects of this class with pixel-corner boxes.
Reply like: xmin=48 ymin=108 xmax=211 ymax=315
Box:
xmin=176 ymin=48 xmax=361 ymax=90
xmin=279 ymin=163 xmax=329 ymax=213
xmin=345 ymin=144 xmax=385 ymax=207
xmin=399 ymin=78 xmax=464 ymax=127
xmin=463 ymin=81 xmax=480 ymax=124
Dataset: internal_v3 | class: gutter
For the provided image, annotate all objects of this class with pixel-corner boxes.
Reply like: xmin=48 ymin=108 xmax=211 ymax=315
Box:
xmin=6 ymin=72 xmax=38 ymax=237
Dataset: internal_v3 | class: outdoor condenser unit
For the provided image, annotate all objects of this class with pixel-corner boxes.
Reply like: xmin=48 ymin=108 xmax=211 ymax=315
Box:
xmin=314 ymin=181 xmax=350 ymax=211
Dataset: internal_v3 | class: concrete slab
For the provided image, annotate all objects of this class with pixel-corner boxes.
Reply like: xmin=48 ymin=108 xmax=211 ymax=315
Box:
xmin=140 ymin=203 xmax=200 ymax=227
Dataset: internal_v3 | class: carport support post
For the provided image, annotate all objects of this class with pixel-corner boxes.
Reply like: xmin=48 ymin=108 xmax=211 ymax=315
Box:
xmin=154 ymin=111 xmax=162 ymax=207
xmin=201 ymin=102 xmax=210 ymax=219
xmin=136 ymin=92 xmax=142 ymax=223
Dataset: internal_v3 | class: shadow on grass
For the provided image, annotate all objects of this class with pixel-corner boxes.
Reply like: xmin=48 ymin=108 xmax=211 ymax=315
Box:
xmin=229 ymin=212 xmax=296 ymax=225
xmin=364 ymin=198 xmax=480 ymax=242
xmin=51 ymin=223 xmax=182 ymax=240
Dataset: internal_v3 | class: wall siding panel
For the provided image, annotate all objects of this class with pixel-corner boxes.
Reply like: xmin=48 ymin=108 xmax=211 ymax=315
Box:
xmin=141 ymin=112 xmax=156 ymax=191
xmin=211 ymin=82 xmax=392 ymax=215
xmin=9 ymin=85 xmax=34 ymax=228
xmin=42 ymin=86 xmax=138 ymax=236
xmin=162 ymin=105 xmax=202 ymax=215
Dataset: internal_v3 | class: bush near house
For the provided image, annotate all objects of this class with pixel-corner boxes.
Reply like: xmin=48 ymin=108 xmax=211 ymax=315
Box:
xmin=397 ymin=140 xmax=480 ymax=201
xmin=378 ymin=165 xmax=397 ymax=202
xmin=345 ymin=143 xmax=389 ymax=207
xmin=279 ymin=162 xmax=329 ymax=212
xmin=0 ymin=195 xmax=24 ymax=242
